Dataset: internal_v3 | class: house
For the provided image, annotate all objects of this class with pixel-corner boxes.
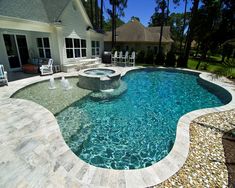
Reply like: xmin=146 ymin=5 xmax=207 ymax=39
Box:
xmin=104 ymin=19 xmax=173 ymax=54
xmin=0 ymin=0 xmax=104 ymax=72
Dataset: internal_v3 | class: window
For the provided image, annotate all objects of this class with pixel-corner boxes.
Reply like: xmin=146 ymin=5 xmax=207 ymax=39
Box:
xmin=65 ymin=38 xmax=86 ymax=59
xmin=91 ymin=41 xmax=100 ymax=57
xmin=37 ymin=37 xmax=51 ymax=58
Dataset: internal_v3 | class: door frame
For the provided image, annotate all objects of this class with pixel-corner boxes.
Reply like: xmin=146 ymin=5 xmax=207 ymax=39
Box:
xmin=2 ymin=32 xmax=29 ymax=71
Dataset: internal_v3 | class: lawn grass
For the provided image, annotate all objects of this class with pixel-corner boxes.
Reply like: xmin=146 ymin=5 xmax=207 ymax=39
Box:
xmin=136 ymin=57 xmax=235 ymax=78
xmin=187 ymin=58 xmax=235 ymax=77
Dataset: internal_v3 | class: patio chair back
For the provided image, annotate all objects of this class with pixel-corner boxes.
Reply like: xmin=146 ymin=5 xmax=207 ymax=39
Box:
xmin=40 ymin=59 xmax=54 ymax=75
xmin=118 ymin=51 xmax=123 ymax=58
xmin=113 ymin=51 xmax=118 ymax=58
xmin=131 ymin=51 xmax=135 ymax=59
xmin=129 ymin=51 xmax=136 ymax=66
xmin=112 ymin=51 xmax=118 ymax=64
xmin=0 ymin=64 xmax=8 ymax=85
xmin=48 ymin=59 xmax=53 ymax=67
xmin=124 ymin=51 xmax=129 ymax=58
xmin=0 ymin=64 xmax=4 ymax=79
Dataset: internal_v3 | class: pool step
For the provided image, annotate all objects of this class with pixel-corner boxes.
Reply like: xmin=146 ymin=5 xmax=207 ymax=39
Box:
xmin=68 ymin=124 xmax=93 ymax=153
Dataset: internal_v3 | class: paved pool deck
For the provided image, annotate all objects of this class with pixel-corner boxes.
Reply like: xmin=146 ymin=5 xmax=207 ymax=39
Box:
xmin=0 ymin=67 xmax=235 ymax=188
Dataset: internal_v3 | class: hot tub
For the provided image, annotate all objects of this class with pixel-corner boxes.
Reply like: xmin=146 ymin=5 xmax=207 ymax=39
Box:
xmin=78 ymin=68 xmax=121 ymax=91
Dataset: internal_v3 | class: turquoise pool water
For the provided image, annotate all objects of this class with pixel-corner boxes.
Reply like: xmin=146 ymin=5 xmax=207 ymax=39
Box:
xmin=56 ymin=69 xmax=226 ymax=169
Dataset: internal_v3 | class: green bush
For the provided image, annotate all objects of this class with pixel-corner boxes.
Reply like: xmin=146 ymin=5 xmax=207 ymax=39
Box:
xmin=177 ymin=55 xmax=187 ymax=67
xmin=165 ymin=51 xmax=176 ymax=67
xmin=155 ymin=51 xmax=165 ymax=65
xmin=136 ymin=50 xmax=145 ymax=64
xmin=145 ymin=49 xmax=154 ymax=64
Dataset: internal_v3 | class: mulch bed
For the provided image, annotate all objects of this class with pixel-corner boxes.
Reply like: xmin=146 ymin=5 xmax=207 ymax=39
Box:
xmin=222 ymin=129 xmax=235 ymax=187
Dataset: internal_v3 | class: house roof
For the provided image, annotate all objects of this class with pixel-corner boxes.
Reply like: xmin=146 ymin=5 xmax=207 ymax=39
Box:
xmin=104 ymin=19 xmax=174 ymax=43
xmin=0 ymin=0 xmax=72 ymax=23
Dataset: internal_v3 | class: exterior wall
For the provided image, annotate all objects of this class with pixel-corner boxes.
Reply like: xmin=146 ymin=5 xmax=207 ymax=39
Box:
xmin=58 ymin=0 xmax=104 ymax=65
xmin=0 ymin=0 xmax=104 ymax=71
xmin=0 ymin=28 xmax=59 ymax=71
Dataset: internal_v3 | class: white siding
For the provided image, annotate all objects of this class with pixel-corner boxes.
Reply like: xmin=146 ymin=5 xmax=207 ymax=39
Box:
xmin=59 ymin=0 xmax=104 ymax=64
xmin=0 ymin=0 xmax=104 ymax=71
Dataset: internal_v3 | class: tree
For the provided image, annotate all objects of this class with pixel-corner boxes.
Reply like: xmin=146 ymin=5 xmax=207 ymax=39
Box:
xmin=155 ymin=0 xmax=167 ymax=53
xmin=168 ymin=12 xmax=190 ymax=44
xmin=181 ymin=0 xmax=200 ymax=67
xmin=103 ymin=17 xmax=125 ymax=31
xmin=166 ymin=0 xmax=170 ymax=25
xmin=100 ymin=0 xmax=104 ymax=30
xmin=149 ymin=12 xmax=163 ymax=26
xmin=108 ymin=0 xmax=128 ymax=48
xmin=179 ymin=0 xmax=188 ymax=53
xmin=82 ymin=0 xmax=106 ymax=31
xmin=193 ymin=0 xmax=222 ymax=69
xmin=130 ymin=16 xmax=140 ymax=22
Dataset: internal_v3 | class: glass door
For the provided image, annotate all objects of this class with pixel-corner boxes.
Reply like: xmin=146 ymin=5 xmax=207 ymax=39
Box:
xmin=3 ymin=34 xmax=29 ymax=70
xmin=16 ymin=35 xmax=29 ymax=66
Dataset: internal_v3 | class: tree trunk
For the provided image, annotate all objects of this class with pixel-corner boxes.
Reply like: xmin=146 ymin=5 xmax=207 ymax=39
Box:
xmin=114 ymin=3 xmax=117 ymax=46
xmin=182 ymin=0 xmax=199 ymax=67
xmin=159 ymin=8 xmax=165 ymax=53
xmin=95 ymin=0 xmax=99 ymax=29
xmin=90 ymin=0 xmax=94 ymax=26
xmin=179 ymin=0 xmax=187 ymax=53
xmin=111 ymin=2 xmax=115 ymax=48
xmin=100 ymin=0 xmax=103 ymax=30
xmin=196 ymin=45 xmax=208 ymax=70
xmin=166 ymin=0 xmax=169 ymax=25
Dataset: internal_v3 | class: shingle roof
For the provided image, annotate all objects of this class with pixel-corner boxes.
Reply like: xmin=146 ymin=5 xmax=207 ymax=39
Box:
xmin=104 ymin=19 xmax=173 ymax=43
xmin=147 ymin=26 xmax=173 ymax=42
xmin=0 ymin=0 xmax=71 ymax=23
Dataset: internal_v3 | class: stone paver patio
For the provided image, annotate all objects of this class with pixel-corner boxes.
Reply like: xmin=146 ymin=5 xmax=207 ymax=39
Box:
xmin=0 ymin=67 xmax=235 ymax=187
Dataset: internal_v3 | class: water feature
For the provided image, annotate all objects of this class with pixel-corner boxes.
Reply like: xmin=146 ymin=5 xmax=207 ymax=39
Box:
xmin=48 ymin=76 xmax=56 ymax=90
xmin=61 ymin=76 xmax=72 ymax=91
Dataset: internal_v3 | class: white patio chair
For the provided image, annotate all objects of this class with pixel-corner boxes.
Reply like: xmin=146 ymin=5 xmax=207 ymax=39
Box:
xmin=122 ymin=51 xmax=129 ymax=66
xmin=117 ymin=51 xmax=123 ymax=64
xmin=0 ymin=64 xmax=8 ymax=86
xmin=129 ymin=51 xmax=136 ymax=66
xmin=40 ymin=58 xmax=53 ymax=75
xmin=111 ymin=51 xmax=118 ymax=64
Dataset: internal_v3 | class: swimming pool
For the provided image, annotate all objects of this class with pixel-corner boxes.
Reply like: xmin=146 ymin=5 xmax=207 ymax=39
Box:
xmin=56 ymin=69 xmax=228 ymax=170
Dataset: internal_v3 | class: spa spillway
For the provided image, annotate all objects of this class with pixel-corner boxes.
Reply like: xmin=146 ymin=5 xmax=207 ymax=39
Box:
xmin=78 ymin=68 xmax=121 ymax=91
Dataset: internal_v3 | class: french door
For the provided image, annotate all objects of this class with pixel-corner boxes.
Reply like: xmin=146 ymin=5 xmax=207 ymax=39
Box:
xmin=3 ymin=34 xmax=29 ymax=70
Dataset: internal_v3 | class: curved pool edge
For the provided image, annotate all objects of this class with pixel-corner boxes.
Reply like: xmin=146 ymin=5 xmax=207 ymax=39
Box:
xmin=0 ymin=67 xmax=235 ymax=187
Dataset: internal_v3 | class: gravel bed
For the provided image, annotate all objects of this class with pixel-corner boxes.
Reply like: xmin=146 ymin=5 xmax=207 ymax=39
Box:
xmin=157 ymin=110 xmax=235 ymax=187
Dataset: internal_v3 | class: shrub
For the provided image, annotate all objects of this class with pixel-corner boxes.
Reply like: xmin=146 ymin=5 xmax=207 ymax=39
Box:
xmin=145 ymin=49 xmax=154 ymax=64
xmin=165 ymin=51 xmax=176 ymax=67
xmin=136 ymin=50 xmax=145 ymax=64
xmin=155 ymin=51 xmax=165 ymax=65
xmin=177 ymin=55 xmax=186 ymax=67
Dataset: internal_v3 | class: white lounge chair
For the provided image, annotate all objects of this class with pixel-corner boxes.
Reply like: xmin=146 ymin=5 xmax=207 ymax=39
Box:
xmin=40 ymin=59 xmax=53 ymax=75
xmin=117 ymin=51 xmax=123 ymax=64
xmin=129 ymin=52 xmax=136 ymax=66
xmin=111 ymin=51 xmax=118 ymax=64
xmin=122 ymin=51 xmax=129 ymax=66
xmin=0 ymin=64 xmax=8 ymax=86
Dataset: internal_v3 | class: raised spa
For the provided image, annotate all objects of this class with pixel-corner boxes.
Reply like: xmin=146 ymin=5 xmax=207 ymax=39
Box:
xmin=78 ymin=68 xmax=121 ymax=91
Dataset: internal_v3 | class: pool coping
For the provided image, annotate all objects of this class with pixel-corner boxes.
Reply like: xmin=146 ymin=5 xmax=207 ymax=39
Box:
xmin=0 ymin=67 xmax=235 ymax=187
